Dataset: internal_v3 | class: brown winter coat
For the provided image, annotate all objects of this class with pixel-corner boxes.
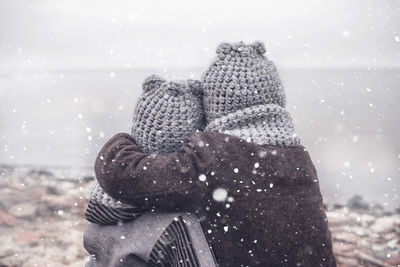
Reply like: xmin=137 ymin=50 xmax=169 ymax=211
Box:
xmin=95 ymin=131 xmax=336 ymax=267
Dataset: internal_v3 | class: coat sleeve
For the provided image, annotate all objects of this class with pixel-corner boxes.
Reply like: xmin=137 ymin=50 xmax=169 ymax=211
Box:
xmin=94 ymin=132 xmax=214 ymax=210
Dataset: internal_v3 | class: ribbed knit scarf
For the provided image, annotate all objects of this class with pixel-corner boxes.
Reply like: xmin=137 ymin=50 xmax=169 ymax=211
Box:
xmin=205 ymin=104 xmax=300 ymax=147
xmin=89 ymin=182 xmax=133 ymax=209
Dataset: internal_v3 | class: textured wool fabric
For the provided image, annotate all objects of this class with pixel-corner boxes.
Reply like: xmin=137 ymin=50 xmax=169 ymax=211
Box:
xmin=148 ymin=214 xmax=217 ymax=267
xmin=85 ymin=198 xmax=145 ymax=225
xmin=87 ymin=181 xmax=146 ymax=225
xmin=89 ymin=182 xmax=133 ymax=209
xmin=205 ymin=103 xmax=300 ymax=147
xmin=149 ymin=217 xmax=200 ymax=266
xmin=149 ymin=215 xmax=217 ymax=267
xmin=202 ymin=41 xmax=286 ymax=122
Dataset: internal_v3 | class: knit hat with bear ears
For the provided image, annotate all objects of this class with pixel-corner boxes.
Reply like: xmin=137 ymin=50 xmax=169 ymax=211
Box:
xmin=131 ymin=74 xmax=205 ymax=155
xmin=203 ymin=41 xmax=300 ymax=147
xmin=202 ymin=41 xmax=286 ymax=122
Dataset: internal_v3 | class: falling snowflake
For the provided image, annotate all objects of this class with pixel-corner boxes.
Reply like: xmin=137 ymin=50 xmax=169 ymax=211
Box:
xmin=199 ymin=174 xmax=207 ymax=182
xmin=342 ymin=30 xmax=350 ymax=37
xmin=213 ymin=188 xmax=228 ymax=202
xmin=258 ymin=151 xmax=267 ymax=158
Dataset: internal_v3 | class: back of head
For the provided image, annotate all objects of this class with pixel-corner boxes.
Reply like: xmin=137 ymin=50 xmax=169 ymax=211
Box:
xmin=203 ymin=41 xmax=300 ymax=147
xmin=131 ymin=74 xmax=204 ymax=155
xmin=202 ymin=41 xmax=286 ymax=123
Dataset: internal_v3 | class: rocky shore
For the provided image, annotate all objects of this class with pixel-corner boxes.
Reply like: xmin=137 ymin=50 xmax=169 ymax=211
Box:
xmin=0 ymin=165 xmax=91 ymax=267
xmin=0 ymin=164 xmax=399 ymax=267
xmin=328 ymin=205 xmax=400 ymax=266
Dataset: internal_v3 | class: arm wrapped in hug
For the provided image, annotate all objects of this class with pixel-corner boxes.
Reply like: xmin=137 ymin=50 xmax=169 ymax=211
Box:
xmin=95 ymin=132 xmax=215 ymax=211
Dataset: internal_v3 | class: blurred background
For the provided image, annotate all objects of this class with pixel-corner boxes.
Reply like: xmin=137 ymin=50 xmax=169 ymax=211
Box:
xmin=0 ymin=1 xmax=399 ymax=266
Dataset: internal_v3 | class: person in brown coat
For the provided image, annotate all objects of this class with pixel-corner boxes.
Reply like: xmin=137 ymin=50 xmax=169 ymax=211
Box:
xmin=95 ymin=41 xmax=336 ymax=266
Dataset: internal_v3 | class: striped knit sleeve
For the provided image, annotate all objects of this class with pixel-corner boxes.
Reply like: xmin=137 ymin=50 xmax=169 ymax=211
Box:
xmin=149 ymin=216 xmax=201 ymax=267
xmin=85 ymin=199 xmax=145 ymax=225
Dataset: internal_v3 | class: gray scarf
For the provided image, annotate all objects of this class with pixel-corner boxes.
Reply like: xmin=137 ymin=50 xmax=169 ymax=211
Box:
xmin=206 ymin=104 xmax=300 ymax=147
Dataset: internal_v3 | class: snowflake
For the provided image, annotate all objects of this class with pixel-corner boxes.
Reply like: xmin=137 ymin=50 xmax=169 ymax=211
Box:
xmin=199 ymin=174 xmax=207 ymax=182
xmin=213 ymin=188 xmax=228 ymax=202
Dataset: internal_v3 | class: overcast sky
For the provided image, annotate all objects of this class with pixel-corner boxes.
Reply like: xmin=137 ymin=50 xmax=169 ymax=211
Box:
xmin=1 ymin=0 xmax=399 ymax=71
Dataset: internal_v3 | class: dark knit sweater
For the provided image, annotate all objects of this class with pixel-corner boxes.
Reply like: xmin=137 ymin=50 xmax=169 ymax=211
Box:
xmin=95 ymin=131 xmax=336 ymax=267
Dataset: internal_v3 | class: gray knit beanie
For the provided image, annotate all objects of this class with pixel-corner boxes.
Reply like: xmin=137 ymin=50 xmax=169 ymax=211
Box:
xmin=131 ymin=74 xmax=205 ymax=155
xmin=203 ymin=41 xmax=300 ymax=147
xmin=202 ymin=41 xmax=286 ymax=122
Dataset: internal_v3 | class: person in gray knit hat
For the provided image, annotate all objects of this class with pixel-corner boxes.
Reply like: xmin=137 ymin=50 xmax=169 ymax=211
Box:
xmin=87 ymin=74 xmax=205 ymax=219
xmin=203 ymin=41 xmax=300 ymax=147
xmin=84 ymin=75 xmax=217 ymax=267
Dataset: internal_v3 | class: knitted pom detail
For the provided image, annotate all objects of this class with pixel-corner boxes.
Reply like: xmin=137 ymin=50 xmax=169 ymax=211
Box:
xmin=164 ymin=80 xmax=203 ymax=96
xmin=252 ymin=41 xmax=266 ymax=55
xmin=216 ymin=41 xmax=266 ymax=57
xmin=142 ymin=74 xmax=166 ymax=92
xmin=164 ymin=81 xmax=185 ymax=96
xmin=216 ymin=42 xmax=233 ymax=56
xmin=187 ymin=79 xmax=203 ymax=96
